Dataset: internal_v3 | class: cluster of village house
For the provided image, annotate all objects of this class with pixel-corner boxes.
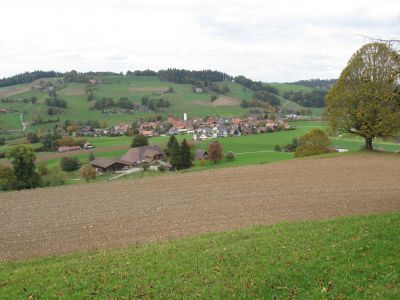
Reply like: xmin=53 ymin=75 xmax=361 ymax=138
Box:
xmin=71 ymin=115 xmax=290 ymax=140
xmin=55 ymin=115 xmax=291 ymax=173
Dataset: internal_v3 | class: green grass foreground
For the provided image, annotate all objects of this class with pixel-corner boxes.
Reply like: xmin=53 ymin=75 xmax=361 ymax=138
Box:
xmin=1 ymin=213 xmax=399 ymax=299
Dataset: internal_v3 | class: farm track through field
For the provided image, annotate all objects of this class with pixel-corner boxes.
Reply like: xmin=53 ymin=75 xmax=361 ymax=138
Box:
xmin=0 ymin=153 xmax=399 ymax=261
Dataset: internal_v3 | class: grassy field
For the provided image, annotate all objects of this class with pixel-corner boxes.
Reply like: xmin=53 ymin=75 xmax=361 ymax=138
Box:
xmin=1 ymin=120 xmax=399 ymax=182
xmin=0 ymin=212 xmax=398 ymax=299
xmin=0 ymin=76 xmax=324 ymax=133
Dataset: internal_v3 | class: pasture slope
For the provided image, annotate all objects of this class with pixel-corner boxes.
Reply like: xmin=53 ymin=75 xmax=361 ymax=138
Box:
xmin=0 ymin=76 xmax=321 ymax=131
xmin=1 ymin=152 xmax=399 ymax=261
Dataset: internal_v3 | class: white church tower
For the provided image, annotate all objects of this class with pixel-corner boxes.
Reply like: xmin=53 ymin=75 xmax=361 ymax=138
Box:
xmin=183 ymin=112 xmax=187 ymax=122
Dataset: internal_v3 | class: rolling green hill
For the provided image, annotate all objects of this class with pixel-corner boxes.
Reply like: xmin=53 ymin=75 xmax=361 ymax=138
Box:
xmin=0 ymin=76 xmax=323 ymax=132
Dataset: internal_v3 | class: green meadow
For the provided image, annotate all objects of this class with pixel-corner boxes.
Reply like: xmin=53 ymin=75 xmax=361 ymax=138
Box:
xmin=0 ymin=76 xmax=323 ymax=132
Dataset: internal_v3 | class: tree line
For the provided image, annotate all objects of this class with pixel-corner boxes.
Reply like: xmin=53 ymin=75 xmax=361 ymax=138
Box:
xmin=0 ymin=71 xmax=62 ymax=88
xmin=283 ymin=90 xmax=327 ymax=107
xmin=233 ymin=75 xmax=279 ymax=95
xmin=289 ymin=79 xmax=337 ymax=90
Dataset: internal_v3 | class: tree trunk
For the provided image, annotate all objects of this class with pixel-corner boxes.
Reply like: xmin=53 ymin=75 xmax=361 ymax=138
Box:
xmin=364 ymin=137 xmax=373 ymax=150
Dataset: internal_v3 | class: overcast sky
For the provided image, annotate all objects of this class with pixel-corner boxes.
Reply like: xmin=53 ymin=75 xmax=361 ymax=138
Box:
xmin=0 ymin=0 xmax=399 ymax=82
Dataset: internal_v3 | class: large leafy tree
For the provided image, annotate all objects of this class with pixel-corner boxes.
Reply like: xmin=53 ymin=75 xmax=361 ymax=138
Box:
xmin=7 ymin=145 xmax=42 ymax=189
xmin=326 ymin=43 xmax=400 ymax=150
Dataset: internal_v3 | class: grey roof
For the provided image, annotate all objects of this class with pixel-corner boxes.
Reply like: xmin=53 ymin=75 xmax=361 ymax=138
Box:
xmin=120 ymin=145 xmax=165 ymax=164
xmin=91 ymin=158 xmax=131 ymax=169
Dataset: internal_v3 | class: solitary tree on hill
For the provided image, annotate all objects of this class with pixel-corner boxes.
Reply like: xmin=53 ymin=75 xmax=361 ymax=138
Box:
xmin=326 ymin=43 xmax=400 ymax=150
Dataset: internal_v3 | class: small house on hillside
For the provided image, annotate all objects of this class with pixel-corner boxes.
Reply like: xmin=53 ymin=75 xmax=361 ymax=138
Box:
xmin=120 ymin=145 xmax=165 ymax=165
xmin=91 ymin=158 xmax=131 ymax=173
xmin=195 ymin=149 xmax=208 ymax=160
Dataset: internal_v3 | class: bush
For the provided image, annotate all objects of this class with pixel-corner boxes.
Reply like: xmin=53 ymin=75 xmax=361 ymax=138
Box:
xmin=225 ymin=151 xmax=235 ymax=160
xmin=0 ymin=165 xmax=16 ymax=191
xmin=295 ymin=129 xmax=330 ymax=158
xmin=88 ymin=152 xmax=95 ymax=161
xmin=274 ymin=144 xmax=281 ymax=152
xmin=142 ymin=162 xmax=150 ymax=171
xmin=60 ymin=157 xmax=81 ymax=172
xmin=199 ymin=158 xmax=206 ymax=167
xmin=0 ymin=138 xmax=5 ymax=146
xmin=158 ymin=165 xmax=166 ymax=172
xmin=81 ymin=166 xmax=96 ymax=182
xmin=294 ymin=144 xmax=323 ymax=158
xmin=43 ymin=172 xmax=67 ymax=187
xmin=38 ymin=163 xmax=48 ymax=175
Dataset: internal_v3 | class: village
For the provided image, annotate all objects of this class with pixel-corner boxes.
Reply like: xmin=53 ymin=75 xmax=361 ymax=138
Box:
xmin=51 ymin=113 xmax=292 ymax=174
xmin=67 ymin=113 xmax=291 ymax=140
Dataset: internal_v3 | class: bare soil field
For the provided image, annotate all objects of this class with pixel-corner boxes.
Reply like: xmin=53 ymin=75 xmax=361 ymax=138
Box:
xmin=0 ymin=86 xmax=32 ymax=98
xmin=0 ymin=153 xmax=399 ymax=261
xmin=195 ymin=96 xmax=241 ymax=107
xmin=212 ymin=96 xmax=241 ymax=106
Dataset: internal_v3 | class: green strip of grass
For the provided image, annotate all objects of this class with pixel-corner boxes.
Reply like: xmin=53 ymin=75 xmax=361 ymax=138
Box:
xmin=1 ymin=212 xmax=399 ymax=299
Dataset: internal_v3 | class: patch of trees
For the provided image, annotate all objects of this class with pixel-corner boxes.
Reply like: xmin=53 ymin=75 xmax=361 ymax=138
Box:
xmin=234 ymin=75 xmax=279 ymax=95
xmin=60 ymin=157 xmax=81 ymax=172
xmin=45 ymin=97 xmax=68 ymax=108
xmin=289 ymin=79 xmax=337 ymax=90
xmin=158 ymin=69 xmax=231 ymax=86
xmin=131 ymin=134 xmax=149 ymax=148
xmin=283 ymin=90 xmax=327 ymax=107
xmin=118 ymin=97 xmax=134 ymax=110
xmin=208 ymin=83 xmax=230 ymax=95
xmin=27 ymin=133 xmax=40 ymax=144
xmin=166 ymin=135 xmax=193 ymax=170
xmin=0 ymin=145 xmax=42 ymax=191
xmin=0 ymin=71 xmax=62 ymax=88
xmin=240 ymin=91 xmax=281 ymax=109
xmin=39 ymin=133 xmax=61 ymax=152
xmin=252 ymin=91 xmax=280 ymax=106
xmin=126 ymin=70 xmax=158 ymax=76
xmin=64 ymin=70 xmax=88 ymax=83
xmin=141 ymin=96 xmax=170 ymax=111
xmin=94 ymin=97 xmax=116 ymax=109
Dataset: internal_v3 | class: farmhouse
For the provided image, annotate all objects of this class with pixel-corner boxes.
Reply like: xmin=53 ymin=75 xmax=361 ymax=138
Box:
xmin=120 ymin=145 xmax=165 ymax=165
xmin=91 ymin=158 xmax=130 ymax=173
xmin=195 ymin=149 xmax=208 ymax=160
xmin=58 ymin=146 xmax=81 ymax=153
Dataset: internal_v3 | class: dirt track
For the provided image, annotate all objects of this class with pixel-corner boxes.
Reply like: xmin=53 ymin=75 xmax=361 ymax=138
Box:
xmin=1 ymin=153 xmax=399 ymax=261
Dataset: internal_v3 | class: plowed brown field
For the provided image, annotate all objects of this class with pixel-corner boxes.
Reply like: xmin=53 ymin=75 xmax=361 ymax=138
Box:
xmin=1 ymin=153 xmax=399 ymax=261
